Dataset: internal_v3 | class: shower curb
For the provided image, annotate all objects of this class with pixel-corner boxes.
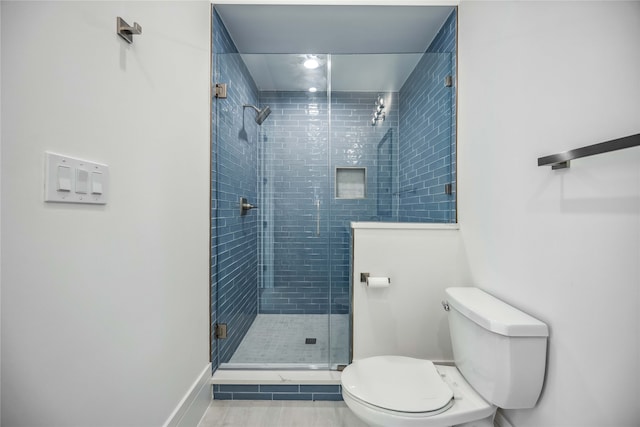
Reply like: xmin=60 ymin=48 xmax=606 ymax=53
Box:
xmin=211 ymin=370 xmax=343 ymax=401
xmin=212 ymin=384 xmax=342 ymax=401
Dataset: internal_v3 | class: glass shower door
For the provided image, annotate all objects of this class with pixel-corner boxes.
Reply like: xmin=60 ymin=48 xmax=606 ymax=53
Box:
xmin=256 ymin=73 xmax=333 ymax=367
xmin=212 ymin=52 xmax=262 ymax=368
xmin=214 ymin=52 xmax=336 ymax=368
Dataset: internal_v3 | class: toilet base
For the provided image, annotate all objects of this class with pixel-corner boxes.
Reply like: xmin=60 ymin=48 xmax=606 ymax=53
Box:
xmin=454 ymin=413 xmax=495 ymax=427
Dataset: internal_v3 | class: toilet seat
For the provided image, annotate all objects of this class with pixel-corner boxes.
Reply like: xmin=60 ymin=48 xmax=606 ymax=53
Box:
xmin=341 ymin=356 xmax=454 ymax=415
xmin=341 ymin=360 xmax=496 ymax=427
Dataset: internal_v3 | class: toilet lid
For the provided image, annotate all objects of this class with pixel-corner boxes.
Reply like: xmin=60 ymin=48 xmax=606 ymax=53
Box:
xmin=341 ymin=356 xmax=453 ymax=413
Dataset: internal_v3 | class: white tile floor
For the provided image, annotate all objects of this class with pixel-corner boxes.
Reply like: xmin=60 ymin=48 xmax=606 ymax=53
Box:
xmin=197 ymin=400 xmax=368 ymax=427
xmin=226 ymin=314 xmax=349 ymax=366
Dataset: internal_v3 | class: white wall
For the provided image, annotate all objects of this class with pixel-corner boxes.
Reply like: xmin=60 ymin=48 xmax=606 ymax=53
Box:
xmin=1 ymin=2 xmax=211 ymax=426
xmin=352 ymin=224 xmax=471 ymax=361
xmin=458 ymin=1 xmax=640 ymax=426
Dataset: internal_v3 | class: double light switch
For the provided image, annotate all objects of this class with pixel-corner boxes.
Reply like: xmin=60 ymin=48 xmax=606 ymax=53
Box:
xmin=45 ymin=152 xmax=109 ymax=204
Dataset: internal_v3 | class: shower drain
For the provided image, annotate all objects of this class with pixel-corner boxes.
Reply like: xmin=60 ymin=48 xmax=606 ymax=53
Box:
xmin=305 ymin=338 xmax=317 ymax=344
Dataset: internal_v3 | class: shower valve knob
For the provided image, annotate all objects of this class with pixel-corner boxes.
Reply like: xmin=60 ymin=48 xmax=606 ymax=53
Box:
xmin=240 ymin=197 xmax=258 ymax=215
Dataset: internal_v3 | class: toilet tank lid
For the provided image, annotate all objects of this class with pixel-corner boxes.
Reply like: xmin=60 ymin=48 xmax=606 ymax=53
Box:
xmin=445 ymin=287 xmax=549 ymax=337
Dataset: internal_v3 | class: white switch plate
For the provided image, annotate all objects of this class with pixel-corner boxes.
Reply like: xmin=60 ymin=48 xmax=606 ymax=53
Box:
xmin=45 ymin=152 xmax=109 ymax=204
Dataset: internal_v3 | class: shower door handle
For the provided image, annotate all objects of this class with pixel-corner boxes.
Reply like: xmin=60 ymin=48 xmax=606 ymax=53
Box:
xmin=316 ymin=200 xmax=320 ymax=236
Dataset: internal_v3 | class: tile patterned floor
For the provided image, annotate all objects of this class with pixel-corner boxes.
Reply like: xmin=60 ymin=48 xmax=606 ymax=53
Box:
xmin=226 ymin=314 xmax=349 ymax=366
xmin=197 ymin=400 xmax=368 ymax=427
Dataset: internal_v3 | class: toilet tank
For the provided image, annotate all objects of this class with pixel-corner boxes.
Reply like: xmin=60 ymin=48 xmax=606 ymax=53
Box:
xmin=445 ymin=287 xmax=549 ymax=409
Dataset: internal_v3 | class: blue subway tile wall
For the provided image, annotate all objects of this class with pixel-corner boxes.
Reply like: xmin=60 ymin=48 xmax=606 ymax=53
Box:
xmin=398 ymin=9 xmax=456 ymax=222
xmin=257 ymin=91 xmax=331 ymax=314
xmin=257 ymin=90 xmax=398 ymax=315
xmin=329 ymin=91 xmax=399 ymax=314
xmin=212 ymin=10 xmax=260 ymax=366
xmin=428 ymin=9 xmax=457 ymax=222
xmin=213 ymin=384 xmax=343 ymax=401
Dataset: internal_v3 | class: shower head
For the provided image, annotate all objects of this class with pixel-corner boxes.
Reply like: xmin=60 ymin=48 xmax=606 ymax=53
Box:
xmin=243 ymin=104 xmax=271 ymax=125
xmin=255 ymin=106 xmax=271 ymax=125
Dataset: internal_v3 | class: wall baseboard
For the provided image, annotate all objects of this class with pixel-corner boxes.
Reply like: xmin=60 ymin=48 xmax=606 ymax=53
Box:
xmin=495 ymin=411 xmax=514 ymax=427
xmin=163 ymin=363 xmax=212 ymax=427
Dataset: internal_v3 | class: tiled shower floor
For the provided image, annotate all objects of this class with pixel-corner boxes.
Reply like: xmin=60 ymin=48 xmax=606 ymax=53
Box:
xmin=225 ymin=314 xmax=349 ymax=367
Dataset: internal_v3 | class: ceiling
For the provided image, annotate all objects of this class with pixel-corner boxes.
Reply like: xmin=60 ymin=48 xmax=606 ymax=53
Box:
xmin=215 ymin=4 xmax=454 ymax=91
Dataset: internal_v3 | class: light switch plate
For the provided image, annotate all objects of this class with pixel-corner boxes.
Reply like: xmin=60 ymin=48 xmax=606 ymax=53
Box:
xmin=45 ymin=152 xmax=109 ymax=204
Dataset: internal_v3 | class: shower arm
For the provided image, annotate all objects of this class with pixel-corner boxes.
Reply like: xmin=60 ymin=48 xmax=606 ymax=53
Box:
xmin=243 ymin=105 xmax=260 ymax=114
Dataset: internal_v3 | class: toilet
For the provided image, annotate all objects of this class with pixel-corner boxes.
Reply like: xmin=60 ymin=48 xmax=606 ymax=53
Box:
xmin=341 ymin=287 xmax=549 ymax=427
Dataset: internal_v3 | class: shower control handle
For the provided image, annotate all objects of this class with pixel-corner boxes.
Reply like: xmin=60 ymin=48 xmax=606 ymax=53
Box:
xmin=316 ymin=199 xmax=320 ymax=236
xmin=240 ymin=197 xmax=258 ymax=215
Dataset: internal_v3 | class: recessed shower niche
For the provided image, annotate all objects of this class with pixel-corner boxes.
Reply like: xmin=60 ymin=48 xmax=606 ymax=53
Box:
xmin=336 ymin=168 xmax=366 ymax=199
xmin=211 ymin=4 xmax=457 ymax=370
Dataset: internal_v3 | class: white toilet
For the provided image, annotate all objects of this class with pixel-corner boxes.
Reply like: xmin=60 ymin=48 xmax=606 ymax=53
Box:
xmin=341 ymin=287 xmax=549 ymax=427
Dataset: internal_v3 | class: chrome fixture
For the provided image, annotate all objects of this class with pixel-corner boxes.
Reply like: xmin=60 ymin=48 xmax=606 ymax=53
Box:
xmin=214 ymin=323 xmax=228 ymax=339
xmin=445 ymin=75 xmax=453 ymax=87
xmin=240 ymin=197 xmax=258 ymax=215
xmin=243 ymin=104 xmax=271 ymax=125
xmin=315 ymin=199 xmax=320 ymax=236
xmin=214 ymin=83 xmax=227 ymax=99
xmin=117 ymin=17 xmax=142 ymax=44
xmin=538 ymin=132 xmax=640 ymax=170
xmin=441 ymin=300 xmax=450 ymax=311
xmin=371 ymin=95 xmax=386 ymax=126
xmin=445 ymin=183 xmax=453 ymax=195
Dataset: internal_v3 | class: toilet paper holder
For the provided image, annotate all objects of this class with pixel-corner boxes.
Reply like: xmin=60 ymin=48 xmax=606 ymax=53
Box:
xmin=360 ymin=273 xmax=391 ymax=287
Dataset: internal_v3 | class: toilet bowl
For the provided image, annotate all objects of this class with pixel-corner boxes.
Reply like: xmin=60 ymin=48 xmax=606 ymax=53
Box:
xmin=341 ymin=356 xmax=495 ymax=427
xmin=342 ymin=287 xmax=549 ymax=427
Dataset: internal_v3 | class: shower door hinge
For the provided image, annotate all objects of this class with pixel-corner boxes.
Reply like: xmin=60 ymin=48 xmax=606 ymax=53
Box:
xmin=214 ymin=83 xmax=227 ymax=99
xmin=214 ymin=323 xmax=227 ymax=339
xmin=445 ymin=183 xmax=453 ymax=195
xmin=445 ymin=75 xmax=453 ymax=87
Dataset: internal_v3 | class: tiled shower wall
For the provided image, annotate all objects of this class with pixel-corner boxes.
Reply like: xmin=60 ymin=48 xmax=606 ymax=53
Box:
xmin=329 ymin=92 xmax=399 ymax=314
xmin=255 ymin=9 xmax=458 ymax=310
xmin=398 ymin=9 xmax=457 ymax=222
xmin=257 ymin=91 xmax=331 ymax=315
xmin=212 ymin=10 xmax=259 ymax=366
xmin=257 ymin=91 xmax=398 ymax=315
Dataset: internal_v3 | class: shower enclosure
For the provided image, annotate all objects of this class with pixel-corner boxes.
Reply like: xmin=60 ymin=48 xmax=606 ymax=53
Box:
xmin=211 ymin=8 xmax=456 ymax=371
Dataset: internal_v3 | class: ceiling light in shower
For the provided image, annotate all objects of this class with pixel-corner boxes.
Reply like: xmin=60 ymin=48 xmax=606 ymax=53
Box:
xmin=308 ymin=87 xmax=317 ymax=93
xmin=303 ymin=56 xmax=320 ymax=69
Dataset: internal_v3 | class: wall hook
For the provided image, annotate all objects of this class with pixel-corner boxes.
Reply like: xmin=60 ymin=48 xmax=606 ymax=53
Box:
xmin=117 ymin=17 xmax=142 ymax=44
